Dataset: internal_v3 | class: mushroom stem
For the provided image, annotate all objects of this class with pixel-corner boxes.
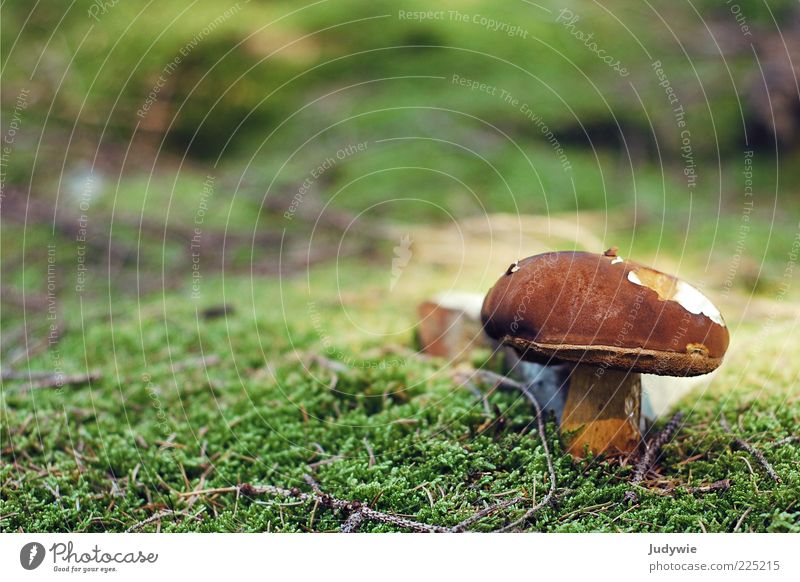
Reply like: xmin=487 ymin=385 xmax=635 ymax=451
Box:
xmin=561 ymin=365 xmax=642 ymax=457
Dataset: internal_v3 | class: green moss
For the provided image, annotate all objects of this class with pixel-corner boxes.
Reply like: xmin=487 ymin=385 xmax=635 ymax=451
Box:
xmin=2 ymin=269 xmax=798 ymax=532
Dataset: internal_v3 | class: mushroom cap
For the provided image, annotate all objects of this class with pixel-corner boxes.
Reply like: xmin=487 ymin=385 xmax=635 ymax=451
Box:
xmin=481 ymin=251 xmax=729 ymax=376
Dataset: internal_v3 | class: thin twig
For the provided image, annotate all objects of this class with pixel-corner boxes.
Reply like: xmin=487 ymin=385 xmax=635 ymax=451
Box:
xmin=685 ymin=479 xmax=731 ymax=494
xmin=463 ymin=380 xmax=492 ymax=417
xmin=310 ymin=354 xmax=349 ymax=374
xmin=185 ymin=482 xmax=449 ymax=533
xmin=308 ymin=455 xmax=344 ymax=468
xmin=458 ymin=369 xmax=558 ymax=532
xmin=303 ymin=473 xmax=323 ymax=494
xmin=170 ymin=353 xmax=222 ymax=374
xmin=720 ymin=417 xmax=781 ymax=483
xmin=363 ymin=437 xmax=376 ymax=468
xmin=7 ymin=321 xmax=63 ymax=368
xmin=733 ymin=507 xmax=753 ymax=532
xmin=451 ymin=496 xmax=524 ymax=532
xmin=625 ymin=411 xmax=684 ymax=503
xmin=2 ymin=369 xmax=70 ymax=381
xmin=125 ymin=508 xmax=204 ymax=532
xmin=646 ymin=479 xmax=731 ymax=497
xmin=773 ymin=436 xmax=800 ymax=447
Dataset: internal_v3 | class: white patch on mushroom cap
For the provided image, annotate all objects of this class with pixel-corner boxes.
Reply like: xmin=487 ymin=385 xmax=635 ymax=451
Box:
xmin=611 ymin=256 xmax=623 ymax=265
xmin=627 ymin=271 xmax=643 ymax=286
xmin=672 ymin=281 xmax=725 ymax=326
xmin=626 ymin=271 xmax=725 ymax=327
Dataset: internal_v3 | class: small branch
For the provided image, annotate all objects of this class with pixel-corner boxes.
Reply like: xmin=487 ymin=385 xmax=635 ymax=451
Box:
xmin=720 ymin=417 xmax=781 ymax=483
xmin=625 ymin=411 xmax=684 ymax=503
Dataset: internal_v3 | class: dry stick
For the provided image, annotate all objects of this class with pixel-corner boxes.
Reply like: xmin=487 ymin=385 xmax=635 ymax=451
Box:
xmin=719 ymin=417 xmax=782 ymax=483
xmin=457 ymin=369 xmax=558 ymax=532
xmin=624 ymin=411 xmax=685 ymax=503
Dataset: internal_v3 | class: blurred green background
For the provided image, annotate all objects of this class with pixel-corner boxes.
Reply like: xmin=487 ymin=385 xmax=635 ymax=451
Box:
xmin=3 ymin=0 xmax=800 ymax=296
xmin=2 ymin=1 xmax=800 ymax=532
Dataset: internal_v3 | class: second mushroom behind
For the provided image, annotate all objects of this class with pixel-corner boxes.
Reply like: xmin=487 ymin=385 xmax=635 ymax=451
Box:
xmin=480 ymin=249 xmax=729 ymax=457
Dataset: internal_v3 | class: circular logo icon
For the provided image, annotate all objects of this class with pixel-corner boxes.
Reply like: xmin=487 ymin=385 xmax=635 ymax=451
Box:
xmin=20 ymin=542 xmax=46 ymax=570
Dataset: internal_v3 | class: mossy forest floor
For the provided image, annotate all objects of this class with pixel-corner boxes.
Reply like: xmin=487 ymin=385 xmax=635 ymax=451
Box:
xmin=2 ymin=252 xmax=799 ymax=533
xmin=4 ymin=0 xmax=800 ymax=535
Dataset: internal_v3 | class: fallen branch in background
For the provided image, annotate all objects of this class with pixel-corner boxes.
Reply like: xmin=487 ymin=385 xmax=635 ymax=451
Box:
xmin=2 ymin=370 xmax=101 ymax=392
xmin=720 ymin=417 xmax=782 ymax=483
xmin=5 ymin=320 xmax=64 ymax=368
xmin=309 ymin=353 xmax=350 ymax=374
xmin=625 ymin=411 xmax=684 ymax=503
xmin=2 ymin=369 xmax=65 ymax=381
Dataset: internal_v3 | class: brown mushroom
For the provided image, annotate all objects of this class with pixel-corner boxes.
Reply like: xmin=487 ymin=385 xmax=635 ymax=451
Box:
xmin=481 ymin=249 xmax=729 ymax=457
